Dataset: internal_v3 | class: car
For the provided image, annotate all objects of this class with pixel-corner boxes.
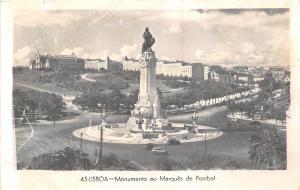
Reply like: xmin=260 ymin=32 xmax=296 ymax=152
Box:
xmin=151 ymin=147 xmax=168 ymax=155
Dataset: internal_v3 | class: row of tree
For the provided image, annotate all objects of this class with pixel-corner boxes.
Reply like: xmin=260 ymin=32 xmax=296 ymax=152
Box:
xmin=72 ymin=89 xmax=139 ymax=113
xmin=227 ymin=76 xmax=289 ymax=123
xmin=161 ymin=81 xmax=249 ymax=108
xmin=227 ymin=98 xmax=287 ymax=123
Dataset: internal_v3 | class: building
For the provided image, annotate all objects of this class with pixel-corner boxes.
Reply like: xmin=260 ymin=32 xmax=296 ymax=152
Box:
xmin=219 ymin=72 xmax=235 ymax=84
xmin=250 ymin=67 xmax=268 ymax=77
xmin=122 ymin=57 xmax=204 ymax=81
xmin=30 ymin=51 xmax=85 ymax=71
xmin=269 ymin=67 xmax=287 ymax=81
xmin=253 ymin=77 xmax=264 ymax=82
xmin=203 ymin=65 xmax=210 ymax=80
xmin=210 ymin=70 xmax=235 ymax=84
xmin=85 ymin=57 xmax=122 ymax=71
xmin=209 ymin=70 xmax=219 ymax=81
xmin=236 ymin=74 xmax=253 ymax=83
xmin=155 ymin=60 xmax=204 ymax=81
xmin=122 ymin=57 xmax=141 ymax=71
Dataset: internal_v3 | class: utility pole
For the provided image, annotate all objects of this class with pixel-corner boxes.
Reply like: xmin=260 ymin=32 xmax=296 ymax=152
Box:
xmin=204 ymin=132 xmax=207 ymax=159
xmin=191 ymin=112 xmax=199 ymax=132
xmin=97 ymin=110 xmax=106 ymax=170
xmin=99 ymin=125 xmax=103 ymax=169
xmin=80 ymin=131 xmax=83 ymax=156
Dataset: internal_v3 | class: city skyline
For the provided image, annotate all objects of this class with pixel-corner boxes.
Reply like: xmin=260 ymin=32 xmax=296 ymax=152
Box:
xmin=14 ymin=9 xmax=289 ymax=67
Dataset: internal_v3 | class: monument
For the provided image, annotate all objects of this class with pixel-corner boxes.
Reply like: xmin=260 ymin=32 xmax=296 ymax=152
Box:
xmin=73 ymin=28 xmax=223 ymax=144
xmin=127 ymin=27 xmax=165 ymax=131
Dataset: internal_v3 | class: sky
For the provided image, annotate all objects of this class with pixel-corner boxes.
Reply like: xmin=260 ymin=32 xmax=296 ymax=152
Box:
xmin=13 ymin=9 xmax=289 ymax=67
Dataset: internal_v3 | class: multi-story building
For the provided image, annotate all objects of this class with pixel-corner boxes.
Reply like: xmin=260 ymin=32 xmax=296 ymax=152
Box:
xmin=122 ymin=58 xmax=204 ymax=81
xmin=203 ymin=65 xmax=210 ymax=80
xmin=30 ymin=51 xmax=85 ymax=70
xmin=122 ymin=57 xmax=141 ymax=71
xmin=85 ymin=57 xmax=122 ymax=71
xmin=236 ymin=74 xmax=253 ymax=82
xmin=250 ymin=67 xmax=268 ymax=77
xmin=210 ymin=70 xmax=235 ymax=84
xmin=156 ymin=60 xmax=204 ymax=81
xmin=269 ymin=67 xmax=287 ymax=81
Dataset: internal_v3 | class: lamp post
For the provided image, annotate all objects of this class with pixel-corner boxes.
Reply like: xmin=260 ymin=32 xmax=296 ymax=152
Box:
xmin=80 ymin=131 xmax=83 ymax=155
xmin=97 ymin=110 xmax=107 ymax=169
xmin=191 ymin=112 xmax=199 ymax=133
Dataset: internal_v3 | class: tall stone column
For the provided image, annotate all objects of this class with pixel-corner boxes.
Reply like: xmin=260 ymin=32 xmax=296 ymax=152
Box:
xmin=133 ymin=51 xmax=158 ymax=119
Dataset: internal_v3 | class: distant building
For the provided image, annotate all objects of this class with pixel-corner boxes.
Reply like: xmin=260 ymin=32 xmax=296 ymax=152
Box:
xmin=253 ymin=77 xmax=264 ymax=82
xmin=218 ymin=72 xmax=235 ymax=84
xmin=122 ymin=57 xmax=141 ymax=71
xmin=203 ymin=65 xmax=210 ymax=80
xmin=210 ymin=70 xmax=235 ymax=84
xmin=250 ymin=67 xmax=268 ymax=77
xmin=85 ymin=57 xmax=122 ymax=71
xmin=269 ymin=67 xmax=287 ymax=81
xmin=30 ymin=51 xmax=84 ymax=70
xmin=236 ymin=74 xmax=253 ymax=83
xmin=122 ymin=57 xmax=204 ymax=81
xmin=156 ymin=60 xmax=204 ymax=81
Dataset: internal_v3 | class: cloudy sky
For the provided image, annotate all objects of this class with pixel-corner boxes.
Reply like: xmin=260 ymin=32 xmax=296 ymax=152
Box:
xmin=14 ymin=9 xmax=289 ymax=67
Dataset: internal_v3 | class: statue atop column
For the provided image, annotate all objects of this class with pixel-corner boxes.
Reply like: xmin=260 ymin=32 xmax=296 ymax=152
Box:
xmin=142 ymin=27 xmax=155 ymax=53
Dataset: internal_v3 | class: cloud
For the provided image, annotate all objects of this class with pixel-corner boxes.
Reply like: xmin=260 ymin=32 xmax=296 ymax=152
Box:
xmin=162 ymin=24 xmax=182 ymax=34
xmin=247 ymin=53 xmax=265 ymax=64
xmin=14 ymin=11 xmax=83 ymax=27
xmin=195 ymin=48 xmax=267 ymax=66
xmin=58 ymin=44 xmax=138 ymax=61
xmin=13 ymin=10 xmax=289 ymax=67
xmin=14 ymin=46 xmax=35 ymax=66
xmin=242 ymin=42 xmax=256 ymax=54
xmin=60 ymin=47 xmax=110 ymax=59
xmin=195 ymin=49 xmax=232 ymax=64
xmin=195 ymin=49 xmax=204 ymax=60
xmin=120 ymin=44 xmax=138 ymax=58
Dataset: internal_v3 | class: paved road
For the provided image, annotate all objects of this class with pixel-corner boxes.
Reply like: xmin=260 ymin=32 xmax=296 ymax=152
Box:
xmin=16 ymin=104 xmax=254 ymax=169
xmin=81 ymin=73 xmax=96 ymax=82
xmin=14 ymin=81 xmax=256 ymax=169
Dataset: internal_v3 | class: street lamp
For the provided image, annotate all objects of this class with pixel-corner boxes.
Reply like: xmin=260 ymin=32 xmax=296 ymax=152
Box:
xmin=191 ymin=112 xmax=199 ymax=133
xmin=80 ymin=131 xmax=83 ymax=155
xmin=97 ymin=110 xmax=107 ymax=169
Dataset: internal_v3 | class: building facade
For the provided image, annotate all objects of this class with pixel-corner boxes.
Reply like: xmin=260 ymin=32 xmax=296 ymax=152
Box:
xmin=30 ymin=52 xmax=85 ymax=71
xmin=154 ymin=60 xmax=204 ymax=81
xmin=203 ymin=65 xmax=210 ymax=80
xmin=210 ymin=70 xmax=235 ymax=84
xmin=122 ymin=58 xmax=141 ymax=71
xmin=85 ymin=57 xmax=122 ymax=71
xmin=122 ymin=58 xmax=204 ymax=81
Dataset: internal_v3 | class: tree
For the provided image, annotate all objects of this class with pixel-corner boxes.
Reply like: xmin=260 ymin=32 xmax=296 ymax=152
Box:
xmin=227 ymin=101 xmax=236 ymax=116
xmin=43 ymin=94 xmax=66 ymax=125
xmin=244 ymin=101 xmax=256 ymax=119
xmin=248 ymin=128 xmax=286 ymax=169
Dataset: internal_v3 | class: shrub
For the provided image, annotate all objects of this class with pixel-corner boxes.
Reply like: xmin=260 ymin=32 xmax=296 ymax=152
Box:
xmin=155 ymin=156 xmax=184 ymax=170
xmin=100 ymin=153 xmax=119 ymax=168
